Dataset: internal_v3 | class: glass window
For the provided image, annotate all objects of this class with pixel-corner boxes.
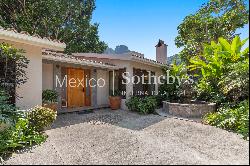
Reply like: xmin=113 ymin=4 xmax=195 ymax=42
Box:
xmin=109 ymin=69 xmax=126 ymax=99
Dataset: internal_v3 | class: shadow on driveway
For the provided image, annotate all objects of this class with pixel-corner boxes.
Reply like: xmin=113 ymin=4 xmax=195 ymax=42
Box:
xmin=51 ymin=109 xmax=166 ymax=131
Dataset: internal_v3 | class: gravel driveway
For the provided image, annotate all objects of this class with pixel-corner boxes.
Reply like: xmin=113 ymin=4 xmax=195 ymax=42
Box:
xmin=3 ymin=109 xmax=249 ymax=165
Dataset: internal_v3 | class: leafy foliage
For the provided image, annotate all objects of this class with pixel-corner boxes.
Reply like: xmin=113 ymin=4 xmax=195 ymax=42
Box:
xmin=0 ymin=106 xmax=55 ymax=158
xmin=0 ymin=95 xmax=55 ymax=157
xmin=0 ymin=90 xmax=18 ymax=126
xmin=158 ymin=62 xmax=188 ymax=102
xmin=219 ymin=59 xmax=249 ymax=102
xmin=189 ymin=36 xmax=249 ymax=104
xmin=204 ymin=100 xmax=249 ymax=139
xmin=42 ymin=89 xmax=58 ymax=104
xmin=0 ymin=0 xmax=107 ymax=53
xmin=0 ymin=43 xmax=29 ymax=100
xmin=188 ymin=36 xmax=249 ymax=139
xmin=125 ymin=96 xmax=140 ymax=112
xmin=126 ymin=96 xmax=157 ymax=114
xmin=27 ymin=106 xmax=57 ymax=132
xmin=175 ymin=0 xmax=249 ymax=62
xmin=0 ymin=118 xmax=47 ymax=157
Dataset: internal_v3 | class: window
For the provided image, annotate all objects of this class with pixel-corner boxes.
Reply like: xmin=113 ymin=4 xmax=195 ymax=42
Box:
xmin=133 ymin=68 xmax=155 ymax=97
xmin=109 ymin=69 xmax=126 ymax=99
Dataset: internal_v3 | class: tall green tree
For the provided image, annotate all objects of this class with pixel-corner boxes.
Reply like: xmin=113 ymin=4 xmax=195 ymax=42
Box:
xmin=0 ymin=0 xmax=107 ymax=53
xmin=175 ymin=0 xmax=249 ymax=62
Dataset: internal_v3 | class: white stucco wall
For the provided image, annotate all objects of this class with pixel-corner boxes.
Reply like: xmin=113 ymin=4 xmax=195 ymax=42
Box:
xmin=42 ymin=63 xmax=54 ymax=90
xmin=0 ymin=40 xmax=43 ymax=110
xmin=96 ymin=69 xmax=109 ymax=105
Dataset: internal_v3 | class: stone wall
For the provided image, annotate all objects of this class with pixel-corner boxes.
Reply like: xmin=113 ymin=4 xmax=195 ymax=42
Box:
xmin=163 ymin=101 xmax=216 ymax=118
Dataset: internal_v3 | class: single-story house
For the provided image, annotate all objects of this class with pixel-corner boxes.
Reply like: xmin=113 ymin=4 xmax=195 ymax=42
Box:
xmin=0 ymin=27 xmax=168 ymax=112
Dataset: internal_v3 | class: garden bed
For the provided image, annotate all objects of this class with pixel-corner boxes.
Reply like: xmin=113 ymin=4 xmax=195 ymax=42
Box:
xmin=163 ymin=101 xmax=216 ymax=118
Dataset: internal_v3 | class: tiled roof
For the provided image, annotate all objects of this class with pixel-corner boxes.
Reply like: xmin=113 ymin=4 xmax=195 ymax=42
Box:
xmin=128 ymin=51 xmax=145 ymax=57
xmin=42 ymin=50 xmax=118 ymax=69
xmin=74 ymin=52 xmax=167 ymax=67
xmin=0 ymin=26 xmax=66 ymax=49
xmin=131 ymin=53 xmax=166 ymax=66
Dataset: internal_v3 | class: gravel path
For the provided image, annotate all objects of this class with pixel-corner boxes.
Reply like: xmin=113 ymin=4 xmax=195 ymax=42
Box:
xmin=3 ymin=109 xmax=249 ymax=165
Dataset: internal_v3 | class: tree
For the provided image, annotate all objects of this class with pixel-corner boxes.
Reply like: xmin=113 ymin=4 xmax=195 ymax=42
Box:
xmin=189 ymin=36 xmax=249 ymax=104
xmin=175 ymin=0 xmax=249 ymax=62
xmin=0 ymin=43 xmax=29 ymax=103
xmin=0 ymin=0 xmax=107 ymax=53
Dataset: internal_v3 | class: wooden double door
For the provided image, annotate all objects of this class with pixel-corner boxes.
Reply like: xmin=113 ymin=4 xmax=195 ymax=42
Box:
xmin=67 ymin=68 xmax=91 ymax=108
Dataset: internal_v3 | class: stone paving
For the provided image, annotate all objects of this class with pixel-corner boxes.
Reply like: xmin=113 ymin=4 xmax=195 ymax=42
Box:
xmin=3 ymin=109 xmax=249 ymax=165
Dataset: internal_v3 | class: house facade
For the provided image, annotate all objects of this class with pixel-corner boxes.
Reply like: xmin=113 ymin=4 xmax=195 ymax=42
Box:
xmin=0 ymin=27 xmax=167 ymax=112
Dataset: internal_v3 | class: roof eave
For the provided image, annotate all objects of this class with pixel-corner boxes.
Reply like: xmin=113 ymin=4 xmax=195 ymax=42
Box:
xmin=131 ymin=56 xmax=167 ymax=67
xmin=0 ymin=29 xmax=66 ymax=51
xmin=42 ymin=54 xmax=119 ymax=70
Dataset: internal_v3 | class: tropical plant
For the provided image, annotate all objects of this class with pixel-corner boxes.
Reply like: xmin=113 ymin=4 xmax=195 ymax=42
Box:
xmin=126 ymin=96 xmax=157 ymax=114
xmin=175 ymin=0 xmax=249 ymax=62
xmin=0 ymin=118 xmax=47 ymax=157
xmin=204 ymin=100 xmax=249 ymax=139
xmin=189 ymin=36 xmax=249 ymax=104
xmin=42 ymin=89 xmax=58 ymax=104
xmin=189 ymin=36 xmax=249 ymax=139
xmin=27 ymin=106 xmax=57 ymax=132
xmin=0 ymin=0 xmax=107 ymax=53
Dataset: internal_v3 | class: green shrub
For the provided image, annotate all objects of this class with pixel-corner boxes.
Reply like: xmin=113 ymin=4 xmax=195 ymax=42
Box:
xmin=126 ymin=96 xmax=157 ymax=114
xmin=27 ymin=106 xmax=57 ymax=131
xmin=125 ymin=96 xmax=141 ymax=112
xmin=203 ymin=100 xmax=249 ymax=139
xmin=0 ymin=90 xmax=18 ymax=126
xmin=0 ymin=118 xmax=46 ymax=157
xmin=138 ymin=96 xmax=157 ymax=114
xmin=42 ymin=89 xmax=58 ymax=104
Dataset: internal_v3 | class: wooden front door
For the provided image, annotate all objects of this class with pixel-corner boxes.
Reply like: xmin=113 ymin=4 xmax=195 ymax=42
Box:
xmin=67 ymin=68 xmax=85 ymax=107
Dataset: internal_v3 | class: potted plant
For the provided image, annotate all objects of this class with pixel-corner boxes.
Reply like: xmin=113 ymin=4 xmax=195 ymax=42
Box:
xmin=109 ymin=90 xmax=121 ymax=110
xmin=42 ymin=89 xmax=58 ymax=112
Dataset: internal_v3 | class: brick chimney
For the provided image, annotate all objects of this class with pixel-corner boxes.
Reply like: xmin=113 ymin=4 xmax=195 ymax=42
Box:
xmin=155 ymin=39 xmax=167 ymax=64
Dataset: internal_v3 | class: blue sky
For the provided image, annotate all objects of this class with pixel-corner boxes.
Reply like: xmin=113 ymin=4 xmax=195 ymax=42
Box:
xmin=92 ymin=0 xmax=249 ymax=60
